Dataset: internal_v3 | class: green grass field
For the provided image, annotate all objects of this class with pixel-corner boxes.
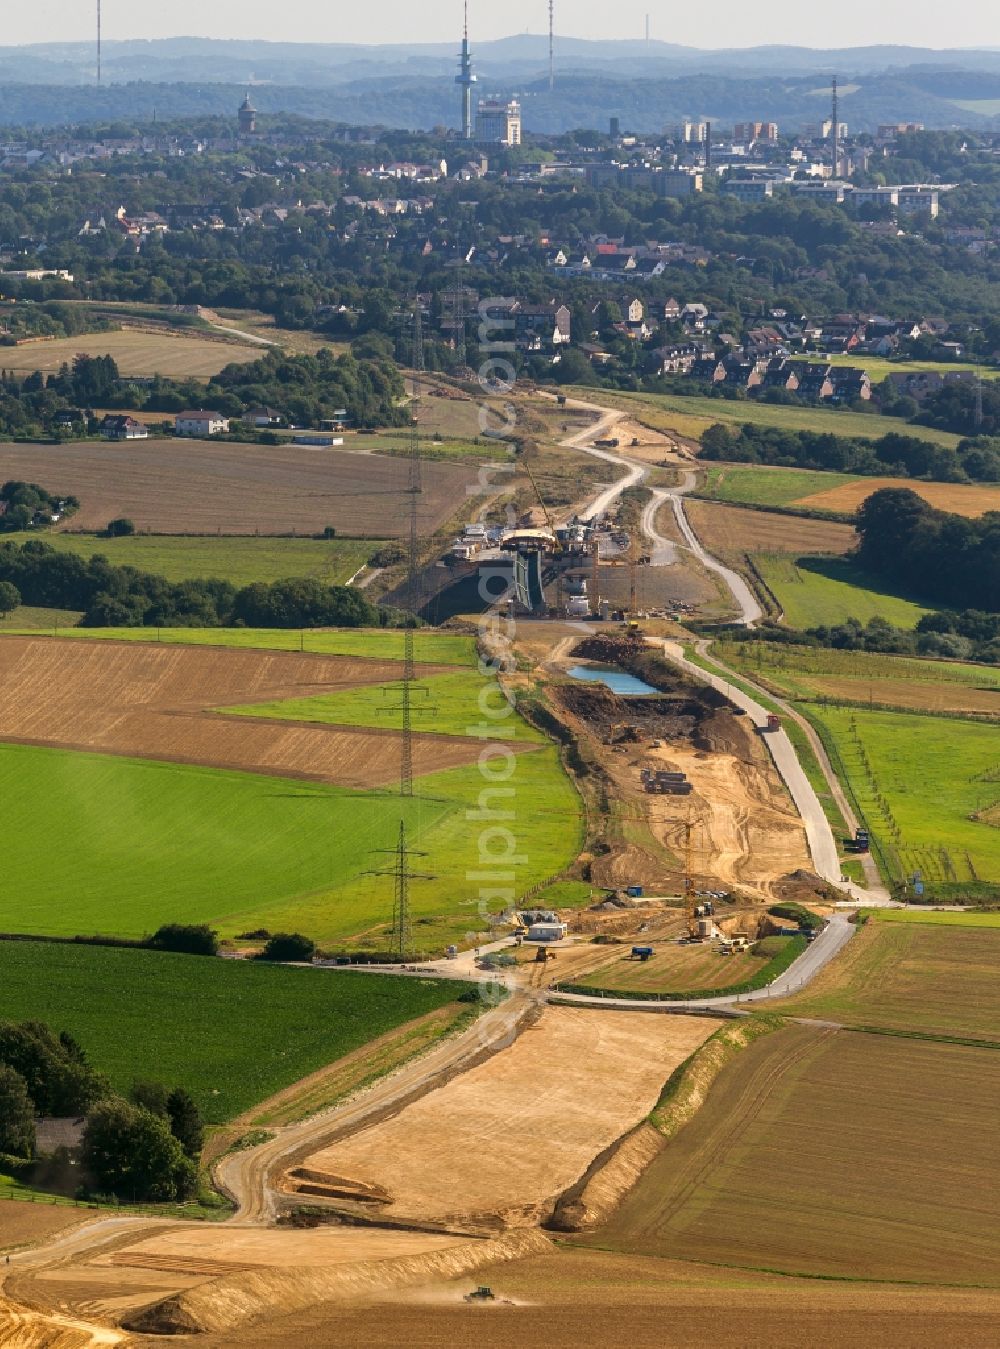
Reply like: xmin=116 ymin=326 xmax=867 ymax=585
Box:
xmin=812 ymin=707 xmax=1000 ymax=885
xmin=754 ymin=555 xmax=933 ymax=628
xmin=0 ymin=740 xmax=581 ymax=948
xmin=6 ymin=626 xmax=476 ymax=665
xmin=4 ymin=605 xmax=84 ymax=630
xmin=224 ymin=669 xmax=547 ymax=743
xmin=2 ymin=534 xmax=382 ymax=588
xmin=700 ymin=464 xmax=864 ymax=509
xmin=718 ymin=641 xmax=1000 ymax=697
xmin=872 ymin=908 xmax=1000 ymax=928
xmin=792 ymin=353 xmax=993 ymax=382
xmin=0 ymin=941 xmax=467 ymax=1123
xmin=614 ymin=390 xmax=962 ymax=448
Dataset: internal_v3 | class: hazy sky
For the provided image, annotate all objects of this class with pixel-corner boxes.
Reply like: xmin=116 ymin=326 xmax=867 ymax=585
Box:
xmin=6 ymin=2 xmax=998 ymax=50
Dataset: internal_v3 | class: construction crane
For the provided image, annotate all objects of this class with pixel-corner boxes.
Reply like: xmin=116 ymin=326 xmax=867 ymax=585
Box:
xmin=590 ymin=536 xmax=601 ymax=613
xmin=523 ymin=458 xmax=561 ymax=553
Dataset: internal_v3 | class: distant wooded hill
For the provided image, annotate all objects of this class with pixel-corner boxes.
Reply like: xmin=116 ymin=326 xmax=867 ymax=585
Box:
xmin=4 ymin=66 xmax=1000 ymax=133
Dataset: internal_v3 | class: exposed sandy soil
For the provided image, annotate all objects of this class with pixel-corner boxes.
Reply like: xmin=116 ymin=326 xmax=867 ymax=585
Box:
xmin=686 ymin=499 xmax=857 ymax=555
xmin=193 ymin=1248 xmax=1000 ymax=1349
xmin=0 ymin=1204 xmax=86 ymax=1253
xmin=291 ymin=1007 xmax=718 ymax=1230
xmin=643 ymin=712 xmax=811 ymax=900
xmin=0 ymin=440 xmax=476 ymax=537
xmin=0 ymin=637 xmax=510 ymax=788
xmin=792 ymin=476 xmax=1000 ymax=519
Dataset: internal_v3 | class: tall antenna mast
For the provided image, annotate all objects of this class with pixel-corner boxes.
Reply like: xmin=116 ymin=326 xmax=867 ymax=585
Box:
xmin=97 ymin=0 xmax=102 ymax=86
xmin=646 ymin=14 xmax=651 ymax=41
xmin=549 ymin=1 xmax=555 ymax=93
xmin=831 ymin=75 xmax=839 ymax=178
xmin=457 ymin=2 xmax=476 ymax=140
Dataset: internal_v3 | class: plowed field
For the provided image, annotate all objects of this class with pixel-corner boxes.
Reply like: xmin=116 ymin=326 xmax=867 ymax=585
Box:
xmin=588 ymin=1025 xmax=1000 ymax=1284
xmin=0 ymin=440 xmax=476 ymax=537
xmin=685 ymin=500 xmax=857 ymax=555
xmin=0 ymin=636 xmax=498 ymax=788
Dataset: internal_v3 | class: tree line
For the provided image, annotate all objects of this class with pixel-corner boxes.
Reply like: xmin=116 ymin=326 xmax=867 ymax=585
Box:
xmin=0 ymin=345 xmax=406 ymax=440
xmin=0 ymin=1019 xmax=203 ymax=1203
xmin=855 ymin=488 xmax=1000 ymax=612
xmin=0 ymin=538 xmax=381 ymax=629
xmin=701 ymin=422 xmax=1000 ymax=484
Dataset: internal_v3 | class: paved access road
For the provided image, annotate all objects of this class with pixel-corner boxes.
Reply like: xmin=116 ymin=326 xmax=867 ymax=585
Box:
xmin=663 ymin=469 xmax=763 ymax=626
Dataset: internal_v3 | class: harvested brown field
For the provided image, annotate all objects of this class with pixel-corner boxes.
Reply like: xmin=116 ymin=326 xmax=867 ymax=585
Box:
xmin=588 ymin=1024 xmax=1000 ymax=1284
xmin=0 ymin=636 xmax=503 ymax=788
xmin=792 ymin=476 xmax=1000 ymax=519
xmin=774 ymin=918 xmax=1000 ymax=1041
xmin=291 ymin=1007 xmax=718 ymax=1231
xmin=0 ymin=440 xmax=477 ymax=537
xmin=196 ymin=1248 xmax=1000 ymax=1349
xmin=685 ymin=500 xmax=857 ymax=556
xmin=0 ymin=1203 xmax=85 ymax=1252
xmin=800 ymin=673 xmax=1000 ymax=717
xmin=6 ymin=330 xmax=260 ymax=379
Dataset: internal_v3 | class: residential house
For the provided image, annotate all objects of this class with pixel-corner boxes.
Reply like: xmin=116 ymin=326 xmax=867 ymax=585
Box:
xmin=650 ymin=341 xmax=709 ymax=375
xmin=100 ymin=414 xmax=148 ymax=440
xmin=760 ymin=357 xmax=801 ymax=391
xmin=175 ymin=411 xmax=230 ymax=437
xmin=796 ymin=364 xmax=836 ymax=400
xmin=246 ymin=407 xmax=284 ymax=428
xmin=829 ymin=367 xmax=873 ymax=402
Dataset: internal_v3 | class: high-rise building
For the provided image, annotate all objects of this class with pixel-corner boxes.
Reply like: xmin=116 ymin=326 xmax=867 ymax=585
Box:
xmin=456 ymin=3 xmax=476 ymax=140
xmin=734 ymin=122 xmax=779 ymax=145
xmin=476 ymin=99 xmax=522 ymax=147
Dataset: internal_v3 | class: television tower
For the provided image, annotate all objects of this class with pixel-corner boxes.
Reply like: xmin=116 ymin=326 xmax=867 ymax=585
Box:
xmin=549 ymin=1 xmax=555 ymax=92
xmin=96 ymin=0 xmax=102 ymax=86
xmin=457 ymin=2 xmax=476 ymax=140
xmin=831 ymin=75 xmax=840 ymax=177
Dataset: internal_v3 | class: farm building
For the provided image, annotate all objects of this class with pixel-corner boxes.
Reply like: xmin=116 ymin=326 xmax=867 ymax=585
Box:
xmin=101 ymin=415 xmax=148 ymax=440
xmin=175 ymin=410 xmax=230 ymax=437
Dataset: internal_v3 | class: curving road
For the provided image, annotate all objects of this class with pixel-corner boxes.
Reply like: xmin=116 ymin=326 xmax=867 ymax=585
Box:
xmin=549 ymin=912 xmax=856 ymax=1013
xmin=549 ymin=396 xmax=882 ymax=902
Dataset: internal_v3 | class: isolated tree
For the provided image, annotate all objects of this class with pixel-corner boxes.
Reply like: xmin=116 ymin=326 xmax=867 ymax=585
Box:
xmin=257 ymin=933 xmax=315 ymax=963
xmin=148 ymin=923 xmax=219 ymax=957
xmin=0 ymin=580 xmax=20 ymax=618
xmin=81 ymin=1099 xmax=196 ymax=1203
xmin=103 ymin=517 xmax=135 ymax=538
xmin=166 ymin=1088 xmax=204 ymax=1161
xmin=0 ymin=1064 xmax=35 ymax=1159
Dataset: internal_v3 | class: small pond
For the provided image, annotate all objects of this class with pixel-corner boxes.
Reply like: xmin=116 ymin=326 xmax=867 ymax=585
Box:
xmin=567 ymin=664 xmax=659 ymax=697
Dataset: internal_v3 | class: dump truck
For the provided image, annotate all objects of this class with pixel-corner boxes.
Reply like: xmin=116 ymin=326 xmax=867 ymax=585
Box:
xmin=765 ymin=714 xmax=781 ymax=733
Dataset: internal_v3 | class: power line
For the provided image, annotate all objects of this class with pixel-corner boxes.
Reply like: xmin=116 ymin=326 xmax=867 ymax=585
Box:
xmin=370 ymin=821 xmax=431 ymax=960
